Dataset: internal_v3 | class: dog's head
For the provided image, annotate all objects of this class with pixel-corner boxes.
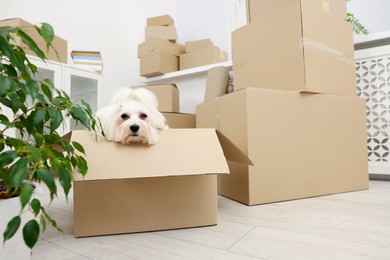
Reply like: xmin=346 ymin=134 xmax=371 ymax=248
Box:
xmin=95 ymin=88 xmax=168 ymax=145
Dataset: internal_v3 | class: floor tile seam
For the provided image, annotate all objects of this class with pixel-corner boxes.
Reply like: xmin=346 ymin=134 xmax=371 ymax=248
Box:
xmin=37 ymin=237 xmax=94 ymax=259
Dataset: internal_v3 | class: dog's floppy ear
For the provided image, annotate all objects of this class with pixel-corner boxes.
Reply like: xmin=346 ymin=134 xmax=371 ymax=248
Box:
xmin=95 ymin=104 xmax=121 ymax=140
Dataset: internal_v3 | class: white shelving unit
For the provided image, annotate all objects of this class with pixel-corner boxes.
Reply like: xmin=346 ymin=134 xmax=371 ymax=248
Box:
xmin=143 ymin=61 xmax=232 ymax=114
xmin=5 ymin=56 xmax=104 ymax=137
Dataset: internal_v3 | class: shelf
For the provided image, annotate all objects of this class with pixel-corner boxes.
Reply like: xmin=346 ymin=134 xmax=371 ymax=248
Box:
xmin=143 ymin=61 xmax=233 ymax=84
xmin=354 ymin=30 xmax=390 ymax=50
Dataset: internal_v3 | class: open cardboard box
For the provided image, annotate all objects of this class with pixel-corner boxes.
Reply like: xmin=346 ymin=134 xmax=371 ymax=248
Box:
xmin=70 ymin=129 xmax=251 ymax=237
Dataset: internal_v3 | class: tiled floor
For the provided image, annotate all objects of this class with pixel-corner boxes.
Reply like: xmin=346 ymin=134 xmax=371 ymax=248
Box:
xmin=31 ymin=180 xmax=390 ymax=259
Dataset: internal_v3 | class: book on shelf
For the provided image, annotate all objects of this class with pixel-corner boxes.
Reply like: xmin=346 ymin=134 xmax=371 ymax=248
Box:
xmin=70 ymin=50 xmax=103 ymax=72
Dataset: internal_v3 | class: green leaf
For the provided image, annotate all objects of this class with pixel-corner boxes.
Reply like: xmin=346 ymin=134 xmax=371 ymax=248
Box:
xmin=0 ymin=150 xmax=17 ymax=168
xmin=19 ymin=183 xmax=34 ymax=210
xmin=48 ymin=108 xmax=62 ymax=132
xmin=33 ymin=108 xmax=47 ymax=125
xmin=72 ymin=141 xmax=86 ymax=155
xmin=58 ymin=165 xmax=71 ymax=199
xmin=77 ymin=156 xmax=88 ymax=175
xmin=36 ymin=23 xmax=54 ymax=49
xmin=40 ymin=215 xmax=47 ymax=233
xmin=17 ymin=29 xmax=46 ymax=60
xmin=26 ymin=80 xmax=40 ymax=100
xmin=26 ymin=146 xmax=42 ymax=161
xmin=22 ymin=220 xmax=40 ymax=249
xmin=37 ymin=168 xmax=57 ymax=199
xmin=3 ymin=216 xmax=21 ymax=245
xmin=9 ymin=158 xmax=28 ymax=189
xmin=70 ymin=106 xmax=90 ymax=129
xmin=0 ymin=76 xmax=16 ymax=97
xmin=31 ymin=199 xmax=41 ymax=216
xmin=41 ymin=83 xmax=52 ymax=100
xmin=0 ymin=33 xmax=27 ymax=74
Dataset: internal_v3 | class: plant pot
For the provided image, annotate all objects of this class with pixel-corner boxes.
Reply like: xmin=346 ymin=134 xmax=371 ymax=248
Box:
xmin=0 ymin=191 xmax=33 ymax=259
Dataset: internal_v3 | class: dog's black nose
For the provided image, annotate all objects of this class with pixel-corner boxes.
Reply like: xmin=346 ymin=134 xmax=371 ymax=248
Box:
xmin=130 ymin=124 xmax=140 ymax=133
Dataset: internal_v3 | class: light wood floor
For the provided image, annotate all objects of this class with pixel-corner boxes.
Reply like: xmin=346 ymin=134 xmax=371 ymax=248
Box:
xmin=32 ymin=180 xmax=390 ymax=259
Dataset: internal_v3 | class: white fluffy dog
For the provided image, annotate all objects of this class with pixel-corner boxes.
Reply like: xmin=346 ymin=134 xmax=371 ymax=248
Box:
xmin=95 ymin=87 xmax=168 ymax=145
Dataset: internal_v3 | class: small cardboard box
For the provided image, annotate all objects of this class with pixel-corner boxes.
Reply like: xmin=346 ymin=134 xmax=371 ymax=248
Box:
xmin=138 ymin=84 xmax=179 ymax=112
xmin=138 ymin=37 xmax=184 ymax=58
xmin=147 ymin=14 xmax=174 ymax=26
xmin=233 ymin=0 xmax=355 ymax=96
xmin=180 ymin=46 xmax=228 ymax=70
xmin=140 ymin=50 xmax=178 ymax=77
xmin=163 ymin=113 xmax=196 ymax=128
xmin=71 ymin=129 xmax=250 ymax=237
xmin=145 ymin=26 xmax=177 ymax=42
xmin=197 ymin=88 xmax=369 ymax=205
xmin=185 ymin=39 xmax=214 ymax=53
xmin=0 ymin=18 xmax=68 ymax=63
xmin=247 ymin=0 xmax=347 ymax=21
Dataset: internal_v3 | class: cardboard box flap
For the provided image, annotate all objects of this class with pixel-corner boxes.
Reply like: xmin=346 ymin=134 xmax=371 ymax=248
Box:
xmin=71 ymin=129 xmax=232 ymax=181
xmin=216 ymin=130 xmax=253 ymax=165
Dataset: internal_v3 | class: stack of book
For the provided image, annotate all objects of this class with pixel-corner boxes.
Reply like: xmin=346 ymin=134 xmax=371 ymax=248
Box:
xmin=70 ymin=51 xmax=103 ymax=72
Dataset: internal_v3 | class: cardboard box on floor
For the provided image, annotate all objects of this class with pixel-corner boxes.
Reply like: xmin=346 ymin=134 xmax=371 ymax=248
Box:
xmin=233 ymin=0 xmax=355 ymax=96
xmin=180 ymin=46 xmax=228 ymax=70
xmin=145 ymin=26 xmax=177 ymax=42
xmin=134 ymin=84 xmax=179 ymax=112
xmin=185 ymin=39 xmax=214 ymax=53
xmin=246 ymin=0 xmax=347 ymax=22
xmin=197 ymin=88 xmax=369 ymax=205
xmin=147 ymin=15 xmax=174 ymax=26
xmin=140 ymin=50 xmax=178 ymax=77
xmin=0 ymin=18 xmax=68 ymax=63
xmin=71 ymin=129 xmax=251 ymax=237
xmin=138 ymin=37 xmax=184 ymax=58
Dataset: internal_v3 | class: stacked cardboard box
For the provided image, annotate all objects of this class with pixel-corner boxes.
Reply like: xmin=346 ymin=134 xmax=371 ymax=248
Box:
xmin=132 ymin=84 xmax=196 ymax=128
xmin=138 ymin=15 xmax=183 ymax=77
xmin=180 ymin=39 xmax=228 ymax=70
xmin=197 ymin=0 xmax=369 ymax=205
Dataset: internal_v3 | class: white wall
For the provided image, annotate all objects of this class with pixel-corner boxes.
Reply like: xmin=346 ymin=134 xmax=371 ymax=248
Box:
xmin=2 ymin=0 xmax=178 ymax=106
xmin=347 ymin=0 xmax=390 ymax=34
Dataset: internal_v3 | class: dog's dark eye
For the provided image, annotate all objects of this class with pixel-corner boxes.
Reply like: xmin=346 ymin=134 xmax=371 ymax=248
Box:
xmin=121 ymin=113 xmax=129 ymax=120
xmin=140 ymin=113 xmax=147 ymax=120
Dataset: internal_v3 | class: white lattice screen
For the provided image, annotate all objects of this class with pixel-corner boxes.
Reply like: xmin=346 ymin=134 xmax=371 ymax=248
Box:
xmin=355 ymin=45 xmax=390 ymax=176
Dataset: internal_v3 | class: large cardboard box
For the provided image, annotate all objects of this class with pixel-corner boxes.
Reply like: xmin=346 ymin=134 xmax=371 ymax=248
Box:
xmin=145 ymin=26 xmax=177 ymax=42
xmin=185 ymin=39 xmax=214 ymax=53
xmin=138 ymin=37 xmax=184 ymax=58
xmin=180 ymin=46 xmax=228 ymax=70
xmin=233 ymin=0 xmax=356 ymax=96
xmin=71 ymin=129 xmax=250 ymax=237
xmin=246 ymin=0 xmax=347 ymax=21
xmin=0 ymin=18 xmax=68 ymax=63
xmin=147 ymin=15 xmax=174 ymax=26
xmin=140 ymin=50 xmax=178 ymax=77
xmin=163 ymin=113 xmax=196 ymax=128
xmin=197 ymin=88 xmax=369 ymax=205
xmin=138 ymin=84 xmax=179 ymax=112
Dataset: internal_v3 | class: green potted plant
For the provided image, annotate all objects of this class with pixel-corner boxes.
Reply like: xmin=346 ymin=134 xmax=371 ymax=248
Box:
xmin=0 ymin=22 xmax=100 ymax=253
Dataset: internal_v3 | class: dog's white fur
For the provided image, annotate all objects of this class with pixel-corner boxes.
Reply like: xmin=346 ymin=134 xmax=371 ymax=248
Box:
xmin=95 ymin=87 xmax=168 ymax=145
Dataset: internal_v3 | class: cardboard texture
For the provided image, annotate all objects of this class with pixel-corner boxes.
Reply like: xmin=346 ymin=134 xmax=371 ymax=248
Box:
xmin=196 ymin=88 xmax=369 ymax=205
xmin=140 ymin=50 xmax=178 ymax=77
xmin=185 ymin=39 xmax=214 ymax=53
xmin=135 ymin=84 xmax=179 ymax=112
xmin=138 ymin=37 xmax=184 ymax=58
xmin=247 ymin=0 xmax=347 ymax=21
xmin=145 ymin=26 xmax=177 ymax=42
xmin=163 ymin=113 xmax=196 ymax=128
xmin=0 ymin=18 xmax=68 ymax=63
xmin=180 ymin=46 xmax=228 ymax=70
xmin=233 ymin=0 xmax=355 ymax=96
xmin=71 ymin=129 xmax=249 ymax=237
xmin=147 ymin=15 xmax=174 ymax=26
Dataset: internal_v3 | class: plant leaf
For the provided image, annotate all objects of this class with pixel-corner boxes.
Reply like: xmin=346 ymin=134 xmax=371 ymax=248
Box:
xmin=31 ymin=199 xmax=41 ymax=216
xmin=22 ymin=220 xmax=40 ymax=249
xmin=3 ymin=216 xmax=21 ymax=245
xmin=19 ymin=183 xmax=34 ymax=210
xmin=70 ymin=106 xmax=90 ymax=129
xmin=0 ymin=150 xmax=17 ymax=168
xmin=0 ymin=76 xmax=16 ymax=97
xmin=36 ymin=23 xmax=54 ymax=49
xmin=58 ymin=165 xmax=72 ymax=199
xmin=25 ymin=79 xmax=40 ymax=100
xmin=26 ymin=145 xmax=42 ymax=161
xmin=17 ymin=29 xmax=46 ymax=60
xmin=48 ymin=108 xmax=62 ymax=132
xmin=77 ymin=156 xmax=88 ymax=175
xmin=37 ymin=168 xmax=57 ymax=199
xmin=9 ymin=157 xmax=28 ymax=189
xmin=72 ymin=141 xmax=86 ymax=155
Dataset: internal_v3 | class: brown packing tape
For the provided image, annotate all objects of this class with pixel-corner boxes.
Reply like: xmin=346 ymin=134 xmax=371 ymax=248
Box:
xmin=299 ymin=37 xmax=355 ymax=65
xmin=322 ymin=0 xmax=330 ymax=13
